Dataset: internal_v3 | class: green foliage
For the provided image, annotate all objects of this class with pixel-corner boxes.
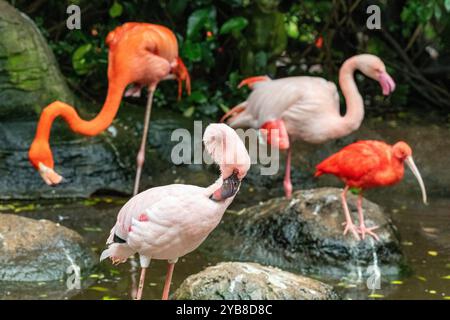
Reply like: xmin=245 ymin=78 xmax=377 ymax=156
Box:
xmin=401 ymin=0 xmax=450 ymax=38
xmin=109 ymin=1 xmax=123 ymax=18
xmin=72 ymin=44 xmax=93 ymax=75
xmin=220 ymin=17 xmax=248 ymax=35
xmin=10 ymin=0 xmax=450 ymax=119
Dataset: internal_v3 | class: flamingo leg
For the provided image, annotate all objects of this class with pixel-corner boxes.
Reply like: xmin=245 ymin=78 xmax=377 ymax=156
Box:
xmin=341 ymin=186 xmax=360 ymax=240
xmin=161 ymin=261 xmax=176 ymax=300
xmin=238 ymin=75 xmax=270 ymax=89
xmin=219 ymin=103 xmax=246 ymax=123
xmin=133 ymin=86 xmax=155 ymax=196
xmin=135 ymin=267 xmax=147 ymax=300
xmin=356 ymin=193 xmax=380 ymax=241
xmin=129 ymin=255 xmax=138 ymax=301
xmin=284 ymin=147 xmax=293 ymax=199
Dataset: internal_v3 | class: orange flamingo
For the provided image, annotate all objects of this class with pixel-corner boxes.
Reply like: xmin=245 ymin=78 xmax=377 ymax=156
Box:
xmin=28 ymin=23 xmax=191 ymax=195
xmin=315 ymin=140 xmax=427 ymax=240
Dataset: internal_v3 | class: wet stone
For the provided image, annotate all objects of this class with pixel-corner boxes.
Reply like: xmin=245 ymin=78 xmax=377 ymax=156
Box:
xmin=201 ymin=188 xmax=406 ymax=278
xmin=0 ymin=214 xmax=96 ymax=283
xmin=173 ymin=262 xmax=339 ymax=300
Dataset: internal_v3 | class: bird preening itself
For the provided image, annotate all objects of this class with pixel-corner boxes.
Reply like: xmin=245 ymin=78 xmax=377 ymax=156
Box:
xmin=315 ymin=140 xmax=427 ymax=241
xmin=221 ymin=54 xmax=396 ymax=199
xmin=100 ymin=123 xmax=250 ymax=300
xmin=28 ymin=22 xmax=191 ymax=195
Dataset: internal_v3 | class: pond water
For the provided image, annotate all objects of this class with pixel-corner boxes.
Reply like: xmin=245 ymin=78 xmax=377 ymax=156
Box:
xmin=1 ymin=189 xmax=448 ymax=300
xmin=0 ymin=117 xmax=449 ymax=300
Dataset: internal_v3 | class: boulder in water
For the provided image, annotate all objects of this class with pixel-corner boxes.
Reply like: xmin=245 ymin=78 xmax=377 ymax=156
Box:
xmin=173 ymin=262 xmax=339 ymax=300
xmin=202 ymin=188 xmax=405 ymax=278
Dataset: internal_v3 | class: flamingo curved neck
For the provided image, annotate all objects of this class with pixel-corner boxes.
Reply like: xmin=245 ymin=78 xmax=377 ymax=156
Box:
xmin=338 ymin=57 xmax=365 ymax=134
xmin=205 ymin=177 xmax=223 ymax=197
xmin=34 ymin=79 xmax=126 ymax=141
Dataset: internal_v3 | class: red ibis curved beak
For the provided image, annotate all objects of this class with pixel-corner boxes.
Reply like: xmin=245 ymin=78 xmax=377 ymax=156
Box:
xmin=405 ymin=156 xmax=427 ymax=204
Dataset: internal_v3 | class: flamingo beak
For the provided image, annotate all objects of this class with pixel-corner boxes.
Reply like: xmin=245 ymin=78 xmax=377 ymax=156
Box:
xmin=38 ymin=162 xmax=63 ymax=186
xmin=405 ymin=156 xmax=428 ymax=205
xmin=172 ymin=57 xmax=191 ymax=100
xmin=210 ymin=171 xmax=241 ymax=201
xmin=378 ymin=71 xmax=396 ymax=96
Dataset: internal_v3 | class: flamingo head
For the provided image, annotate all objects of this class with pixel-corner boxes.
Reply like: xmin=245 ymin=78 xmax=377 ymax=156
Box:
xmin=171 ymin=57 xmax=191 ymax=100
xmin=356 ymin=54 xmax=396 ymax=96
xmin=204 ymin=123 xmax=250 ymax=200
xmin=29 ymin=140 xmax=63 ymax=186
xmin=393 ymin=141 xmax=427 ymax=205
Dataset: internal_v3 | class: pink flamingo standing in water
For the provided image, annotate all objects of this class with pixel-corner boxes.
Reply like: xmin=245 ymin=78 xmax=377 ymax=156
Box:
xmin=100 ymin=123 xmax=250 ymax=300
xmin=221 ymin=54 xmax=396 ymax=199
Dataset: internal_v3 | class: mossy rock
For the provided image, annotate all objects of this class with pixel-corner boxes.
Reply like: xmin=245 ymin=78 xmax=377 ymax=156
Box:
xmin=0 ymin=0 xmax=75 ymax=119
xmin=202 ymin=188 xmax=406 ymax=278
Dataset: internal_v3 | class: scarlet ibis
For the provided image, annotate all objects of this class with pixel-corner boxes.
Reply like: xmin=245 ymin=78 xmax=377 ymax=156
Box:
xmin=315 ymin=140 xmax=427 ymax=240
xmin=29 ymin=22 xmax=191 ymax=195
xmin=221 ymin=54 xmax=395 ymax=199
xmin=100 ymin=124 xmax=250 ymax=300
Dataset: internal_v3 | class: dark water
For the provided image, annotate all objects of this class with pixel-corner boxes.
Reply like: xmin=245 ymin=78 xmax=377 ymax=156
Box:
xmin=2 ymin=189 xmax=448 ymax=300
xmin=1 ymin=119 xmax=449 ymax=300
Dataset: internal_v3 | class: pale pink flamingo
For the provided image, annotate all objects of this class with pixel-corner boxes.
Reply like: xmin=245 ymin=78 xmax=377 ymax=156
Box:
xmin=221 ymin=54 xmax=396 ymax=199
xmin=100 ymin=123 xmax=250 ymax=300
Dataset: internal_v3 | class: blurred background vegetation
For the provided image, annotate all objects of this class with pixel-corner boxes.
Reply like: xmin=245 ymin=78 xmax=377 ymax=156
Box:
xmin=8 ymin=0 xmax=450 ymax=121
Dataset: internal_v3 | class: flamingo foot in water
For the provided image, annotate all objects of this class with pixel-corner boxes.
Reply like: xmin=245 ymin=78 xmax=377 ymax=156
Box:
xmin=38 ymin=163 xmax=63 ymax=185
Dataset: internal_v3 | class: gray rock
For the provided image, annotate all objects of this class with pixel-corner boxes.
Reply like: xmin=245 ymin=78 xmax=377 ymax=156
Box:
xmin=0 ymin=1 xmax=193 ymax=199
xmin=173 ymin=262 xmax=339 ymax=300
xmin=0 ymin=214 xmax=96 ymax=282
xmin=0 ymin=0 xmax=75 ymax=118
xmin=202 ymin=188 xmax=405 ymax=278
xmin=0 ymin=108 xmax=191 ymax=199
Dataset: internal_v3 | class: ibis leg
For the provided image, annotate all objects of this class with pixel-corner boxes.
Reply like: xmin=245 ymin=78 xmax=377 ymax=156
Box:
xmin=341 ymin=186 xmax=360 ymax=240
xmin=357 ymin=193 xmax=379 ymax=240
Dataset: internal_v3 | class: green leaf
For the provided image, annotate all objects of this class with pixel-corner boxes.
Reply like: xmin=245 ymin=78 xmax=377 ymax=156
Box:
xmin=434 ymin=3 xmax=442 ymax=20
xmin=72 ymin=44 xmax=92 ymax=75
xmin=445 ymin=0 xmax=450 ymax=12
xmin=220 ymin=17 xmax=248 ymax=35
xmin=109 ymin=1 xmax=123 ymax=18
xmin=182 ymin=40 xmax=202 ymax=62
xmin=183 ymin=106 xmax=195 ymax=118
xmin=254 ymin=51 xmax=267 ymax=70
xmin=219 ymin=104 xmax=229 ymax=113
xmin=187 ymin=7 xmax=216 ymax=40
xmin=285 ymin=21 xmax=299 ymax=39
xmin=167 ymin=0 xmax=188 ymax=16
xmin=189 ymin=91 xmax=207 ymax=104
